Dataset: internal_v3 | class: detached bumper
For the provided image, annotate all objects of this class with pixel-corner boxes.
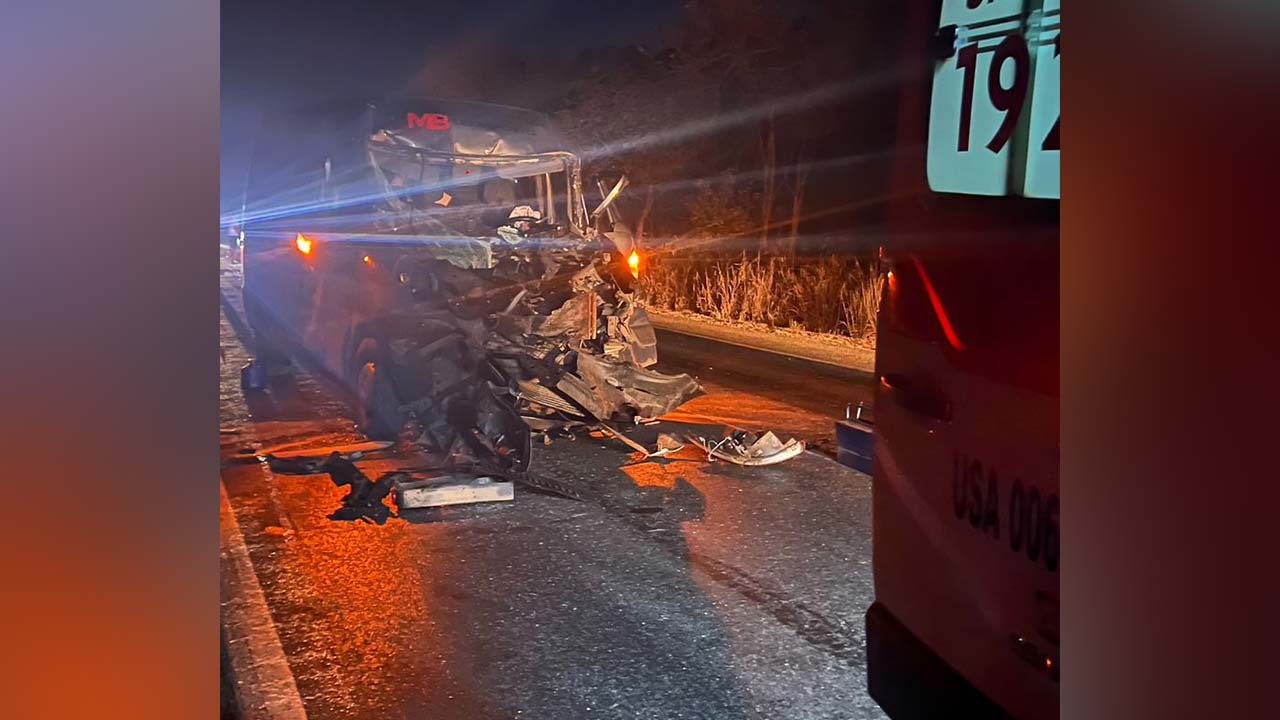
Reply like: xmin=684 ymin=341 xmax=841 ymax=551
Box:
xmin=866 ymin=602 xmax=1014 ymax=720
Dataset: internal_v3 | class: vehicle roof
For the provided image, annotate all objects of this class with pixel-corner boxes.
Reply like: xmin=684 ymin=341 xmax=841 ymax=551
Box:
xmin=261 ymin=96 xmax=571 ymax=156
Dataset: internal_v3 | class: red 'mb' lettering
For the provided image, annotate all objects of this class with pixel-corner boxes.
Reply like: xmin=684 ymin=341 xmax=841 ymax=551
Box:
xmin=407 ymin=113 xmax=451 ymax=131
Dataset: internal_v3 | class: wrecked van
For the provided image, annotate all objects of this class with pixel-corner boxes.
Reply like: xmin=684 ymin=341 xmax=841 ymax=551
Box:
xmin=236 ymin=98 xmax=699 ymax=479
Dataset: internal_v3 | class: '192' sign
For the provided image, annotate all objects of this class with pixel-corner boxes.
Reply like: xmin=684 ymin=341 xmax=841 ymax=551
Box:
xmin=926 ymin=0 xmax=1060 ymax=198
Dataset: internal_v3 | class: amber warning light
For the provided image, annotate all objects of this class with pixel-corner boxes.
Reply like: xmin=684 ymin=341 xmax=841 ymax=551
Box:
xmin=628 ymin=251 xmax=640 ymax=279
xmin=295 ymin=233 xmax=312 ymax=255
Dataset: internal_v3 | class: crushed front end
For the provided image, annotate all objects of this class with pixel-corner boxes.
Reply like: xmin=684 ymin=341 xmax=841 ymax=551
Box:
xmin=391 ymin=240 xmax=702 ymax=450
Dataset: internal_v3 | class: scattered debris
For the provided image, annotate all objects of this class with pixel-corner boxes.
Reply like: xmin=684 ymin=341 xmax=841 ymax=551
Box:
xmin=657 ymin=433 xmax=684 ymax=450
xmin=689 ymin=430 xmax=805 ymax=466
xmin=228 ymin=439 xmax=396 ymax=466
xmin=321 ymin=453 xmax=396 ymax=524
xmin=224 ymin=445 xmax=264 ymax=465
xmin=393 ymin=474 xmax=514 ymax=509
xmin=598 ymin=424 xmax=651 ymax=457
xmin=649 ymin=433 xmax=686 ymax=458
xmin=378 ymin=246 xmax=702 ymax=477
xmin=264 ymin=454 xmax=328 ymax=475
xmin=260 ymin=443 xmax=394 ymax=474
xmin=261 ymin=435 xmax=582 ymax=506
xmin=237 ymin=107 xmax=707 ymax=497
xmin=512 ymin=473 xmax=583 ymax=501
xmin=263 ymin=525 xmax=292 ymax=538
xmin=258 ymin=439 xmax=394 ymax=459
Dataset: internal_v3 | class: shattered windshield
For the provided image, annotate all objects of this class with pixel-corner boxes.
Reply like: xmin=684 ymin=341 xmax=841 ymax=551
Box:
xmin=368 ymin=139 xmax=577 ymax=240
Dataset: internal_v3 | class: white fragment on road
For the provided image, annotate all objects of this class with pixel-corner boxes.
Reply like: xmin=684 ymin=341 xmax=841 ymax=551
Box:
xmin=395 ymin=475 xmax=515 ymax=509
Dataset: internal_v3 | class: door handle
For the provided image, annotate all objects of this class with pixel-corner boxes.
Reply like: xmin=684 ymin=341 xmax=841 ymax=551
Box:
xmin=880 ymin=372 xmax=952 ymax=421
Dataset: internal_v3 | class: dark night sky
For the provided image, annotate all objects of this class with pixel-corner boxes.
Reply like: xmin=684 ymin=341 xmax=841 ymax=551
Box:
xmin=221 ymin=0 xmax=685 ymax=212
xmin=221 ymin=0 xmax=685 ymax=109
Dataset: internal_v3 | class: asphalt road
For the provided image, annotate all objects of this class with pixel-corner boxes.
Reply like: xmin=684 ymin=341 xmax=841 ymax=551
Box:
xmin=220 ymin=264 xmax=886 ymax=720
xmin=652 ymin=329 xmax=876 ymax=455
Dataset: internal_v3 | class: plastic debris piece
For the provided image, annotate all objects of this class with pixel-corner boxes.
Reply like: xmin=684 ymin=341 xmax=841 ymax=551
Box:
xmin=687 ymin=430 xmax=805 ymax=466
xmin=321 ymin=454 xmax=397 ymax=523
xmin=265 ymin=454 xmax=328 ymax=475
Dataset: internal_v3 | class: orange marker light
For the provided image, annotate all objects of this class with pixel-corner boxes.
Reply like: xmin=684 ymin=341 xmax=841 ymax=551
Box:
xmin=362 ymin=254 xmax=373 ymax=265
xmin=627 ymin=250 xmax=640 ymax=279
xmin=295 ymin=233 xmax=312 ymax=255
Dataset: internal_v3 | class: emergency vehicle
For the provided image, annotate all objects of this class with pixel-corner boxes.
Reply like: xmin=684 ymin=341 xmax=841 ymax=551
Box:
xmin=867 ymin=1 xmax=1059 ymax=719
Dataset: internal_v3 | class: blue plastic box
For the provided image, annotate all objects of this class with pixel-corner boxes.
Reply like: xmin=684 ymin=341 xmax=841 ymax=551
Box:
xmin=835 ymin=417 xmax=875 ymax=475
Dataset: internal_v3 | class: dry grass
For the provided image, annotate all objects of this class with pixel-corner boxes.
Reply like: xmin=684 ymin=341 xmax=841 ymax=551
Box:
xmin=639 ymin=252 xmax=883 ymax=343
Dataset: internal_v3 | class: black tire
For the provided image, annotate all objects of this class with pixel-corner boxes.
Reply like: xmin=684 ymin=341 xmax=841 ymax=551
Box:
xmin=351 ymin=339 xmax=406 ymax=440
